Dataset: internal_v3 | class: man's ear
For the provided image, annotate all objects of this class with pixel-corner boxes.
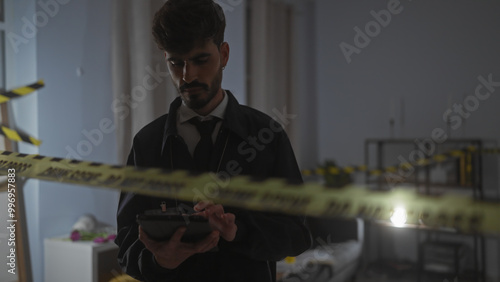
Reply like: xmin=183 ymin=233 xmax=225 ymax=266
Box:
xmin=220 ymin=42 xmax=230 ymax=68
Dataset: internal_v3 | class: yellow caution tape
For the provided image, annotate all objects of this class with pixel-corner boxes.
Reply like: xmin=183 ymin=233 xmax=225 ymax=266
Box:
xmin=328 ymin=166 xmax=339 ymax=175
xmin=0 ymin=150 xmax=499 ymax=235
xmin=0 ymin=80 xmax=43 ymax=145
xmin=416 ymin=158 xmax=430 ymax=166
xmin=343 ymin=166 xmax=355 ymax=174
xmin=304 ymin=147 xmax=500 ymax=177
xmin=433 ymin=154 xmax=447 ymax=162
xmin=0 ymin=80 xmax=44 ymax=104
xmin=449 ymin=150 xmax=465 ymax=157
xmin=109 ymin=274 xmax=140 ymax=282
xmin=315 ymin=168 xmax=325 ymax=176
xmin=0 ymin=181 xmax=8 ymax=192
xmin=0 ymin=124 xmax=42 ymax=146
xmin=467 ymin=146 xmax=477 ymax=153
xmin=357 ymin=165 xmax=367 ymax=172
xmin=385 ymin=166 xmax=397 ymax=173
xmin=482 ymin=148 xmax=500 ymax=155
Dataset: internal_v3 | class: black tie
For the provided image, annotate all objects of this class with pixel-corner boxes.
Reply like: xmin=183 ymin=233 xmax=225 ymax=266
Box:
xmin=189 ymin=117 xmax=219 ymax=171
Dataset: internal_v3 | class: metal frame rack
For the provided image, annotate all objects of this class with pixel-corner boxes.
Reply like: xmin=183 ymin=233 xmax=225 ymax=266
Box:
xmin=364 ymin=138 xmax=487 ymax=282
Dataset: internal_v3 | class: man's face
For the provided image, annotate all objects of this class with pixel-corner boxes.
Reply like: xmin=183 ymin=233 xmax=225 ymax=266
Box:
xmin=165 ymin=40 xmax=229 ymax=113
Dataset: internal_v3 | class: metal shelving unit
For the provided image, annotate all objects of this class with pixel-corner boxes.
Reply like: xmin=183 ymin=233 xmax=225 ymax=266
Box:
xmin=364 ymin=138 xmax=489 ymax=282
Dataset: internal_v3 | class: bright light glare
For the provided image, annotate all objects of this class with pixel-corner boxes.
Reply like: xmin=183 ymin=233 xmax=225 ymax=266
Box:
xmin=390 ymin=207 xmax=407 ymax=227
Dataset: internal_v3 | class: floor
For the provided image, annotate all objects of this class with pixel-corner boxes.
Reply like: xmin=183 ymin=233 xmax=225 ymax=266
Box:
xmin=356 ymin=274 xmax=480 ymax=282
xmin=354 ymin=260 xmax=488 ymax=282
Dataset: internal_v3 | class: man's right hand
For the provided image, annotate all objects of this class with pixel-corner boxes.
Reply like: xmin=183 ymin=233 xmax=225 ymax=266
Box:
xmin=139 ymin=225 xmax=220 ymax=269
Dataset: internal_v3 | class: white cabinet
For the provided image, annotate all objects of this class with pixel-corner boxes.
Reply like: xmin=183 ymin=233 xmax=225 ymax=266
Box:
xmin=44 ymin=236 xmax=121 ymax=282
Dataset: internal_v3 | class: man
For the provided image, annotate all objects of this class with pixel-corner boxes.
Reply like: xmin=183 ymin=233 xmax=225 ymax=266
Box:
xmin=115 ymin=0 xmax=311 ymax=281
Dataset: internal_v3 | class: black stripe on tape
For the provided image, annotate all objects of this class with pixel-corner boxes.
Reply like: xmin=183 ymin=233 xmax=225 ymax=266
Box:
xmin=30 ymin=82 xmax=44 ymax=90
xmin=1 ymin=151 xmax=12 ymax=156
xmin=2 ymin=81 xmax=44 ymax=99
xmin=51 ymin=157 xmax=63 ymax=162
xmin=70 ymin=160 xmax=82 ymax=164
xmin=17 ymin=153 xmax=28 ymax=158
xmin=2 ymin=90 xmax=27 ymax=99
xmin=33 ymin=155 xmax=45 ymax=160
xmin=89 ymin=162 xmax=102 ymax=167
xmin=20 ymin=134 xmax=31 ymax=144
xmin=1 ymin=92 xmax=18 ymax=99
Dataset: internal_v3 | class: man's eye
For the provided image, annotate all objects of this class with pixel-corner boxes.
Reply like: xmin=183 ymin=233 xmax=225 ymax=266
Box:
xmin=170 ymin=61 xmax=184 ymax=67
xmin=194 ymin=59 xmax=209 ymax=65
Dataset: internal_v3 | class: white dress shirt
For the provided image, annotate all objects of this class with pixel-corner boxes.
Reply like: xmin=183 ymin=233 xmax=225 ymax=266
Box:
xmin=176 ymin=91 xmax=228 ymax=156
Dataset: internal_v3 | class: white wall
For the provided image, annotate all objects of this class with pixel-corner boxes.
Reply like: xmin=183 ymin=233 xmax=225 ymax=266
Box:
xmin=29 ymin=0 xmax=117 ymax=280
xmin=3 ymin=0 xmax=39 ymax=281
xmin=315 ymin=0 xmax=500 ymax=165
xmin=293 ymin=0 xmax=319 ymax=170
xmin=220 ymin=0 xmax=247 ymax=103
xmin=35 ymin=0 xmax=117 ymax=280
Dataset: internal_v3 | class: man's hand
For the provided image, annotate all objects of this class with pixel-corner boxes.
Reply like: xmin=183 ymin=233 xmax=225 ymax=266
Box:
xmin=194 ymin=201 xmax=237 ymax=242
xmin=139 ymin=225 xmax=219 ymax=270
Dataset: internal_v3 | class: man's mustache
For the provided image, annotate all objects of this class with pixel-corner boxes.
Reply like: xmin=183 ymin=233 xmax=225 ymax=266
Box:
xmin=180 ymin=81 xmax=209 ymax=92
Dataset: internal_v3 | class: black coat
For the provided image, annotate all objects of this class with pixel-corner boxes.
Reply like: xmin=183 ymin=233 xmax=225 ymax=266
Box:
xmin=115 ymin=91 xmax=312 ymax=282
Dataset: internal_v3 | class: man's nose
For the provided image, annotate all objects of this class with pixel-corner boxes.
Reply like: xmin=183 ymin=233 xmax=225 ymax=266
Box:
xmin=182 ymin=63 xmax=197 ymax=83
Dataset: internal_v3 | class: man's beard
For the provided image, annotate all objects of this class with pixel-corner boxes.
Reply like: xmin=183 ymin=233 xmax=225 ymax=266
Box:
xmin=178 ymin=68 xmax=223 ymax=110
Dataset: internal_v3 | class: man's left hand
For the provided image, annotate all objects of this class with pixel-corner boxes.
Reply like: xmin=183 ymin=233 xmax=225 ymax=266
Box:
xmin=194 ymin=201 xmax=237 ymax=242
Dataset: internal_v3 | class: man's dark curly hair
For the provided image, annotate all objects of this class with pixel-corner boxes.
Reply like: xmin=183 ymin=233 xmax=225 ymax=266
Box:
xmin=152 ymin=0 xmax=226 ymax=54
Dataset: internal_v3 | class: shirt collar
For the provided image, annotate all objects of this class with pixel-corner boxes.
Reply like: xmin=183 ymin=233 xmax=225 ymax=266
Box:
xmin=162 ymin=90 xmax=250 ymax=157
xmin=178 ymin=90 xmax=228 ymax=123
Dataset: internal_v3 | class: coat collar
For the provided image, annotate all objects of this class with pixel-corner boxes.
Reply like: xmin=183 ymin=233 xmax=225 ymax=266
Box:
xmin=161 ymin=90 xmax=250 ymax=156
xmin=222 ymin=90 xmax=250 ymax=140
